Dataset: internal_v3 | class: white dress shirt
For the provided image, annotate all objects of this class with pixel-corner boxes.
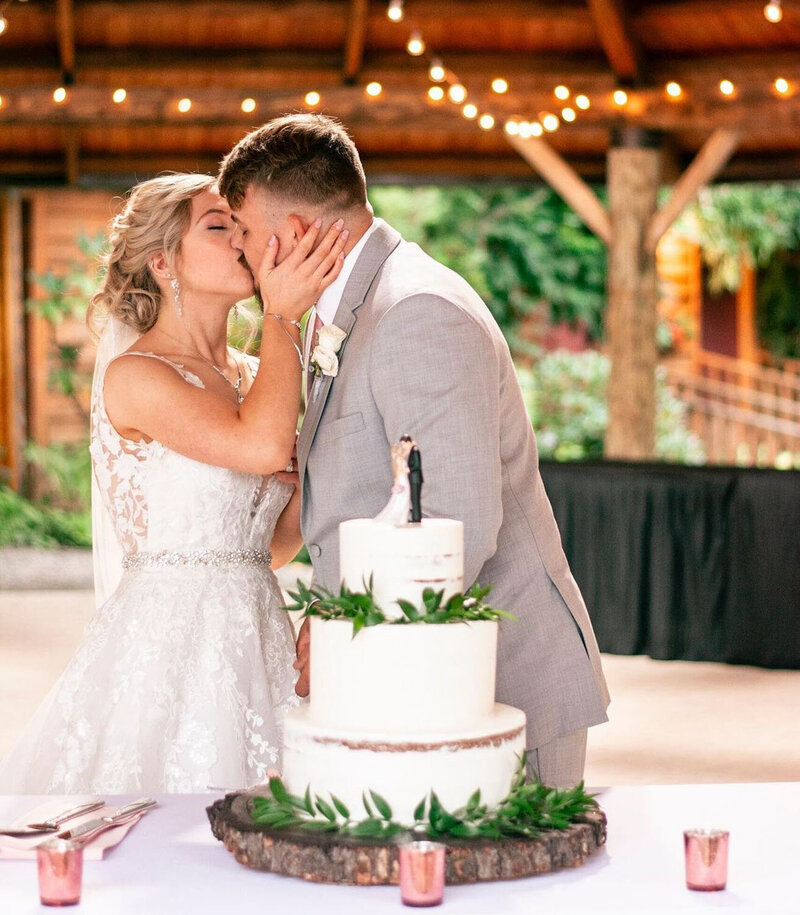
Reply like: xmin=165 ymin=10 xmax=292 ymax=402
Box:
xmin=314 ymin=218 xmax=380 ymax=325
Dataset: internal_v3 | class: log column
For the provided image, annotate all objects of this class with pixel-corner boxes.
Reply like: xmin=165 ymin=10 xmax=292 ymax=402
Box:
xmin=0 ymin=191 xmax=25 ymax=489
xmin=605 ymin=128 xmax=661 ymax=460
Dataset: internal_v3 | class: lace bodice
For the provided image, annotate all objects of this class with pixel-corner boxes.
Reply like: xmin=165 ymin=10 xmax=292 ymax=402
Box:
xmin=90 ymin=352 xmax=293 ymax=556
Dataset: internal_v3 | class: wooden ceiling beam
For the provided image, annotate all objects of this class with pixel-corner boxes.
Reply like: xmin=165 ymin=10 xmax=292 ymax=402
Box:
xmin=57 ymin=0 xmax=76 ymax=77
xmin=585 ymin=0 xmax=642 ymax=83
xmin=343 ymin=0 xmax=369 ymax=84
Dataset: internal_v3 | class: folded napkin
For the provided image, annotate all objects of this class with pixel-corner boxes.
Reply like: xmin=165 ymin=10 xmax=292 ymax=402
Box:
xmin=0 ymin=796 xmax=144 ymax=861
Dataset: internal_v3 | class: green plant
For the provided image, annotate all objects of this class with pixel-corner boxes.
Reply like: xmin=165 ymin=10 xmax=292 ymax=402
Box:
xmin=285 ymin=580 xmax=515 ymax=636
xmin=518 ymin=350 xmax=706 ymax=464
xmin=0 ymin=484 xmax=91 ymax=548
xmin=250 ymin=755 xmax=598 ymax=839
xmin=24 ymin=440 xmax=92 ymax=512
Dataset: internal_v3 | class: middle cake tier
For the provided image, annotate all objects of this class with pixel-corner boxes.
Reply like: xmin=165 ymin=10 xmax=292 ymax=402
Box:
xmin=308 ymin=618 xmax=498 ymax=732
xmin=282 ymin=703 xmax=527 ymax=826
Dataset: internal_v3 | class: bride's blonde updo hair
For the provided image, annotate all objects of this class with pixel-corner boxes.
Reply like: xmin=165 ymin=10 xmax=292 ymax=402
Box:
xmin=88 ymin=173 xmax=216 ymax=337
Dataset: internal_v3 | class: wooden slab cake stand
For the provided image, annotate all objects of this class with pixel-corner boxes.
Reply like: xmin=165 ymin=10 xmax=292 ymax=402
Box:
xmin=207 ymin=792 xmax=607 ymax=885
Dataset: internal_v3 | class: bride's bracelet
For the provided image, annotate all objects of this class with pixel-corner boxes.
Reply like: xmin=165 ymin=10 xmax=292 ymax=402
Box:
xmin=265 ymin=312 xmax=303 ymax=367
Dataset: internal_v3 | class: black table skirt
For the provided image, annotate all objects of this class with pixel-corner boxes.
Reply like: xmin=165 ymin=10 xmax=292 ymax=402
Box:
xmin=540 ymin=461 xmax=800 ymax=669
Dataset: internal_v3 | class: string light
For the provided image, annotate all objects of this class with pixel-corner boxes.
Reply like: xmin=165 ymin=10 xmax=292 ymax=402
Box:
xmin=478 ymin=113 xmax=495 ymax=130
xmin=492 ymin=78 xmax=508 ymax=94
xmin=241 ymin=97 xmax=256 ymax=113
xmin=504 ymin=120 xmax=520 ymax=135
xmin=554 ymin=85 xmax=570 ymax=101
xmin=764 ymin=0 xmax=783 ymax=22
xmin=613 ymin=89 xmax=628 ymax=106
xmin=530 ymin=122 xmax=544 ymax=137
xmin=366 ymin=81 xmax=382 ymax=97
xmin=0 ymin=96 xmax=4 ymax=108
xmin=666 ymin=81 xmax=682 ymax=99
xmin=407 ymin=31 xmax=425 ymax=56
xmin=774 ymin=77 xmax=790 ymax=95
xmin=561 ymin=107 xmax=576 ymax=122
xmin=387 ymin=0 xmax=404 ymax=22
xmin=575 ymin=94 xmax=590 ymax=110
xmin=719 ymin=79 xmax=735 ymax=96
xmin=112 ymin=88 xmax=127 ymax=104
xmin=305 ymin=91 xmax=321 ymax=106
xmin=177 ymin=97 xmax=192 ymax=112
xmin=448 ymin=84 xmax=467 ymax=104
xmin=428 ymin=85 xmax=444 ymax=101
xmin=429 ymin=60 xmax=445 ymax=82
xmin=0 ymin=16 xmax=7 ymax=36
xmin=462 ymin=103 xmax=478 ymax=119
xmin=542 ymin=113 xmax=560 ymax=132
xmin=53 ymin=87 xmax=67 ymax=104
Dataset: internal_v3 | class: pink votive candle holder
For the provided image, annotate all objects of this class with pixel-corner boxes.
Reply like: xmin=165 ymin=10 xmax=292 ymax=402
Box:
xmin=37 ymin=838 xmax=84 ymax=906
xmin=399 ymin=840 xmax=446 ymax=907
xmin=684 ymin=828 xmax=729 ymax=891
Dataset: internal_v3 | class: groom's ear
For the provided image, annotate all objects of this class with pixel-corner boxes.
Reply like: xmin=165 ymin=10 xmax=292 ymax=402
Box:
xmin=287 ymin=213 xmax=310 ymax=247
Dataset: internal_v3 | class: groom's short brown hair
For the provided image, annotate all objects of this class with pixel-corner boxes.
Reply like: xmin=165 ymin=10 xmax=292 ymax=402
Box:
xmin=218 ymin=114 xmax=368 ymax=211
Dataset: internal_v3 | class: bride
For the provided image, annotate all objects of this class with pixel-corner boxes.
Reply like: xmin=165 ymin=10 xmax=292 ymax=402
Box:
xmin=0 ymin=173 xmax=347 ymax=793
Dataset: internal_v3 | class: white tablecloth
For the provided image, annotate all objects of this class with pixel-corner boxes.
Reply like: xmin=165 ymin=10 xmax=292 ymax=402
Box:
xmin=1 ymin=782 xmax=797 ymax=913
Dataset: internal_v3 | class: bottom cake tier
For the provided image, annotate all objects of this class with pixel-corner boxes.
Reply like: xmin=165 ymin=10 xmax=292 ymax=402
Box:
xmin=282 ymin=703 xmax=526 ymax=825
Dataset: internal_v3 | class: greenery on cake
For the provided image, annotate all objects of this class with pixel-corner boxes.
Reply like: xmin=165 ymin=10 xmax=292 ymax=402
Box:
xmin=250 ymin=755 xmax=598 ymax=840
xmin=285 ymin=579 xmax=516 ymax=635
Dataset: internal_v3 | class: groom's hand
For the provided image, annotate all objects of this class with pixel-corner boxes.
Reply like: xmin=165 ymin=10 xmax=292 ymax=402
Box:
xmin=293 ymin=617 xmax=311 ymax=697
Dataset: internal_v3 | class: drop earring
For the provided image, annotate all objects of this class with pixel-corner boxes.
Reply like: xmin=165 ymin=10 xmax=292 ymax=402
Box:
xmin=170 ymin=276 xmax=183 ymax=319
xmin=233 ymin=303 xmax=240 ymax=320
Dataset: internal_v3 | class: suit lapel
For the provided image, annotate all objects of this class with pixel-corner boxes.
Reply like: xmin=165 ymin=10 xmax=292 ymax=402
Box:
xmin=297 ymin=219 xmax=402 ymax=478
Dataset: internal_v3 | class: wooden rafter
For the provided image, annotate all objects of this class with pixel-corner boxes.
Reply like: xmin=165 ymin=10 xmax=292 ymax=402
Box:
xmin=507 ymin=134 xmax=612 ymax=244
xmin=57 ymin=0 xmax=76 ymax=77
xmin=585 ymin=0 xmax=642 ymax=83
xmin=343 ymin=0 xmax=369 ymax=84
xmin=646 ymin=127 xmax=742 ymax=252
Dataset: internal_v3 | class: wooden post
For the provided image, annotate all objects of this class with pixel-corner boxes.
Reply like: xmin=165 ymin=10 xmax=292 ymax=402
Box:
xmin=26 ymin=193 xmax=51 ymax=450
xmin=0 ymin=191 xmax=26 ymax=489
xmin=605 ymin=129 xmax=661 ymax=460
xmin=736 ymin=251 xmax=757 ymax=365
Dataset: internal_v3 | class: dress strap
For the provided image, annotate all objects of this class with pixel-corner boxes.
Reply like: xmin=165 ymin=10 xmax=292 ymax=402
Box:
xmin=111 ymin=351 xmax=205 ymax=389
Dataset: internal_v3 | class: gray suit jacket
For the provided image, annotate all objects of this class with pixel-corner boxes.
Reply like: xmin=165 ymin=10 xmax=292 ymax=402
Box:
xmin=297 ymin=219 xmax=610 ymax=749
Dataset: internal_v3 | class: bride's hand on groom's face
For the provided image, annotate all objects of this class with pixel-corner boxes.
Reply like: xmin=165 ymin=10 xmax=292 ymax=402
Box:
xmin=258 ymin=218 xmax=349 ymax=323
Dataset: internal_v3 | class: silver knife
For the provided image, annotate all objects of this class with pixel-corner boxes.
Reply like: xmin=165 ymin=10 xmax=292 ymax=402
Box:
xmin=55 ymin=798 xmax=157 ymax=842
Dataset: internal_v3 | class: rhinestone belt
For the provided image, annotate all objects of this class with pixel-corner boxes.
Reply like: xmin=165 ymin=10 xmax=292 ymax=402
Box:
xmin=122 ymin=548 xmax=272 ymax=570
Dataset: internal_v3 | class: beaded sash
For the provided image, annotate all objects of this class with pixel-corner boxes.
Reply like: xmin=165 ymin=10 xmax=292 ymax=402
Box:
xmin=122 ymin=548 xmax=272 ymax=570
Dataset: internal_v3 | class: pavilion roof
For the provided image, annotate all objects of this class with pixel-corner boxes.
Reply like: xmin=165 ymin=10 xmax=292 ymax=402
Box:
xmin=0 ymin=0 xmax=799 ymax=186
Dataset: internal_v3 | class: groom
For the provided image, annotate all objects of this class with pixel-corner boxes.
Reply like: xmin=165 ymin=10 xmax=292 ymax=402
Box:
xmin=218 ymin=114 xmax=609 ymax=788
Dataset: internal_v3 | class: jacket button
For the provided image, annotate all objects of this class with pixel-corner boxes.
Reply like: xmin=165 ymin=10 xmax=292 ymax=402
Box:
xmin=309 ymin=543 xmax=322 ymax=558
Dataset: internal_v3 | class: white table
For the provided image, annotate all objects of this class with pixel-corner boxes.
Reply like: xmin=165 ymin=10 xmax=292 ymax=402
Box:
xmin=1 ymin=783 xmax=796 ymax=913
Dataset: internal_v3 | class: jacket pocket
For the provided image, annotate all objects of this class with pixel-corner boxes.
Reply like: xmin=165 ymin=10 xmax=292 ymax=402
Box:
xmin=315 ymin=411 xmax=365 ymax=446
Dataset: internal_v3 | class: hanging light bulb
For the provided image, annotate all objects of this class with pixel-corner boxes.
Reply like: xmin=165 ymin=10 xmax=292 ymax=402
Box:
xmin=764 ymin=0 xmax=783 ymax=23
xmin=613 ymin=89 xmax=628 ymax=106
xmin=53 ymin=86 xmax=67 ymax=104
xmin=112 ymin=88 xmax=127 ymax=104
xmin=0 ymin=16 xmax=8 ymax=36
xmin=448 ymin=84 xmax=467 ymax=104
xmin=428 ymin=85 xmax=444 ymax=101
xmin=406 ymin=31 xmax=425 ymax=56
xmin=719 ymin=79 xmax=735 ymax=97
xmin=554 ymin=85 xmax=570 ymax=101
xmin=365 ymin=81 xmax=382 ymax=97
xmin=492 ymin=78 xmax=508 ymax=94
xmin=542 ymin=113 xmax=560 ymax=132
xmin=429 ymin=59 xmax=445 ymax=82
xmin=305 ymin=91 xmax=321 ymax=106
xmin=478 ymin=114 xmax=495 ymax=130
xmin=774 ymin=77 xmax=790 ymax=95
xmin=666 ymin=81 xmax=682 ymax=99
xmin=462 ymin=103 xmax=478 ymax=119
xmin=504 ymin=120 xmax=520 ymax=136
xmin=561 ymin=107 xmax=576 ymax=122
xmin=177 ymin=97 xmax=192 ymax=112
xmin=241 ymin=97 xmax=257 ymax=113
xmin=387 ymin=0 xmax=404 ymax=22
xmin=575 ymin=94 xmax=590 ymax=110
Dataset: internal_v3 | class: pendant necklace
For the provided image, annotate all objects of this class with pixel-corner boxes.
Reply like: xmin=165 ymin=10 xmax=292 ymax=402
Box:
xmin=154 ymin=327 xmax=244 ymax=404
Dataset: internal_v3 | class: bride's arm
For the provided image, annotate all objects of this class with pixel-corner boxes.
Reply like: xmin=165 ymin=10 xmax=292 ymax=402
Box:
xmin=103 ymin=222 xmax=346 ymax=476
xmin=269 ymin=486 xmax=302 ymax=569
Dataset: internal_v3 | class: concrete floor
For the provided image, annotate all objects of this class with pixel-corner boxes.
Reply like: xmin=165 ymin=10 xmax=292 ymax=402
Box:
xmin=1 ymin=588 xmax=799 ymax=785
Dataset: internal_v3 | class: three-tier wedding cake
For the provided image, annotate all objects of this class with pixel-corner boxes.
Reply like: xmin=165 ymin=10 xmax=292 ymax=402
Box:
xmin=282 ymin=442 xmax=527 ymax=824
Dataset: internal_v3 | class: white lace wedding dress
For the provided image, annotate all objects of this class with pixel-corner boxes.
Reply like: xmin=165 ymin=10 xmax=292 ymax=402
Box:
xmin=0 ymin=353 xmax=300 ymax=793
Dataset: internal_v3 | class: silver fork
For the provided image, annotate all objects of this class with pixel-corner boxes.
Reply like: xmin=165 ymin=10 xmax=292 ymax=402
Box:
xmin=0 ymin=800 xmax=105 ymax=837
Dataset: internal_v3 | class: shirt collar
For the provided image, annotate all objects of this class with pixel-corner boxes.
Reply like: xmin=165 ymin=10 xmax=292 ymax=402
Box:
xmin=315 ymin=218 xmax=380 ymax=325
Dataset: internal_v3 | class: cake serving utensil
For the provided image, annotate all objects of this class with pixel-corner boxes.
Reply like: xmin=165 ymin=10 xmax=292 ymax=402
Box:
xmin=50 ymin=798 xmax=157 ymax=845
xmin=0 ymin=800 xmax=106 ymax=837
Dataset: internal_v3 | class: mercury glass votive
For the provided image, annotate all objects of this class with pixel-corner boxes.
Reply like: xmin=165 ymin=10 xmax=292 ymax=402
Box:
xmin=684 ymin=828 xmax=729 ymax=891
xmin=36 ymin=838 xmax=83 ymax=906
xmin=399 ymin=841 xmax=445 ymax=907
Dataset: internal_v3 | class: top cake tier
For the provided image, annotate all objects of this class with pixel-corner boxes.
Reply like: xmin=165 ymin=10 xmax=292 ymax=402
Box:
xmin=339 ymin=518 xmax=463 ymax=619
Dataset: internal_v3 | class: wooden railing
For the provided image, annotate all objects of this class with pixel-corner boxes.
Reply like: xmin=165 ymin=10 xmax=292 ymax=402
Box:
xmin=663 ymin=349 xmax=800 ymax=466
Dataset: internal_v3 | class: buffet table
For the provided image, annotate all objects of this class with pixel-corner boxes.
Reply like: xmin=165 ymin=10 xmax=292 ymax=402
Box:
xmin=541 ymin=461 xmax=800 ymax=669
xmin=1 ymin=783 xmax=796 ymax=913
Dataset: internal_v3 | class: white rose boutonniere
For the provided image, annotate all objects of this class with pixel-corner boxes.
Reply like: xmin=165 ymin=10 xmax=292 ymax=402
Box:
xmin=309 ymin=323 xmax=348 ymax=378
